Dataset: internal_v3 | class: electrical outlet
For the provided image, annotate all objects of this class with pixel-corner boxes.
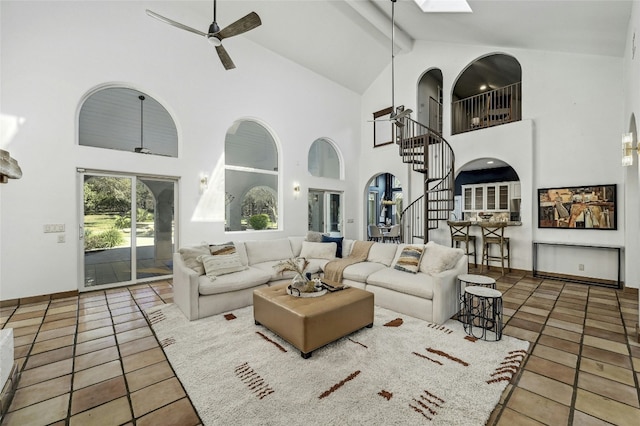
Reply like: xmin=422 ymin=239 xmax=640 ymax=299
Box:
xmin=57 ymin=234 xmax=65 ymax=243
xmin=578 ymin=264 xmax=584 ymax=271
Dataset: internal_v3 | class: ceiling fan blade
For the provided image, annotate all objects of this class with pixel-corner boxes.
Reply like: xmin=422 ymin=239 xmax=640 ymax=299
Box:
xmin=146 ymin=9 xmax=207 ymax=37
xmin=393 ymin=108 xmax=413 ymax=120
xmin=216 ymin=45 xmax=236 ymax=70
xmin=217 ymin=12 xmax=262 ymax=40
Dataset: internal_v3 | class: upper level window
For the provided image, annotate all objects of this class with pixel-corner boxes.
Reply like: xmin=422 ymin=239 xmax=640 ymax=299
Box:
xmin=225 ymin=120 xmax=279 ymax=231
xmin=79 ymin=87 xmax=178 ymax=157
xmin=451 ymin=54 xmax=522 ymax=135
xmin=308 ymin=138 xmax=341 ymax=179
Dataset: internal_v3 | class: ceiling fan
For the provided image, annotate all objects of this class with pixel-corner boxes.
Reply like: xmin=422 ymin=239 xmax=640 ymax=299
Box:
xmin=146 ymin=0 xmax=262 ymax=70
xmin=135 ymin=95 xmax=151 ymax=154
xmin=373 ymin=0 xmax=413 ymax=128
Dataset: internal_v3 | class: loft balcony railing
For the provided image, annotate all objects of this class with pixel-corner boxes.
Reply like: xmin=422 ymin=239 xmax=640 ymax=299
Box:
xmin=452 ymin=82 xmax=521 ymax=134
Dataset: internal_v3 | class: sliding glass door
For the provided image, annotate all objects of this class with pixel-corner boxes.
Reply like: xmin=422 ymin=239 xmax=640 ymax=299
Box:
xmin=80 ymin=171 xmax=176 ymax=291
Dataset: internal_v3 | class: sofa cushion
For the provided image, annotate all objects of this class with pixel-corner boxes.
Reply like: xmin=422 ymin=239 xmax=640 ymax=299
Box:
xmin=321 ymin=235 xmax=344 ymax=258
xmin=233 ymin=242 xmax=249 ymax=266
xmin=178 ymin=245 xmax=210 ymax=275
xmin=245 ymin=238 xmax=294 ymax=265
xmin=393 ymin=245 xmax=424 ymax=274
xmin=420 ymin=241 xmax=464 ymax=275
xmin=199 ymin=253 xmax=247 ymax=280
xmin=341 ymin=261 xmax=387 ymax=282
xmin=367 ymin=243 xmax=399 ymax=266
xmin=300 ymin=241 xmax=336 ymax=260
xmin=198 ymin=267 xmax=271 ymax=296
xmin=288 ymin=236 xmax=305 ymax=257
xmin=254 ymin=260 xmax=297 ymax=281
xmin=366 ymin=268 xmax=434 ymax=299
xmin=342 ymin=239 xmax=355 ymax=258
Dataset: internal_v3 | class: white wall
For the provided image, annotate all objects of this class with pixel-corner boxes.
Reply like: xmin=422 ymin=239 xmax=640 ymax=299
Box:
xmin=622 ymin=1 xmax=640 ymax=292
xmin=360 ymin=40 xmax=631 ymax=286
xmin=0 ymin=1 xmax=361 ymax=300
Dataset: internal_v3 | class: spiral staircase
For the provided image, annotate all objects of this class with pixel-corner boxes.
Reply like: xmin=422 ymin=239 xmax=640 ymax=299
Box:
xmin=397 ymin=117 xmax=455 ymax=243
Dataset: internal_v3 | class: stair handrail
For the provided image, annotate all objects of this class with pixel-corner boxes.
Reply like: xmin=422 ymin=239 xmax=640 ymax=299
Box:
xmin=398 ymin=117 xmax=455 ymax=243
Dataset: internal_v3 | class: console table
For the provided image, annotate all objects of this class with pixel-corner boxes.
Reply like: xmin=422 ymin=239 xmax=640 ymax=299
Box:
xmin=532 ymin=241 xmax=623 ymax=289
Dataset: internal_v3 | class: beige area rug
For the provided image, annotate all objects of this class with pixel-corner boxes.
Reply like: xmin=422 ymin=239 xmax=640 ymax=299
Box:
xmin=146 ymin=303 xmax=529 ymax=425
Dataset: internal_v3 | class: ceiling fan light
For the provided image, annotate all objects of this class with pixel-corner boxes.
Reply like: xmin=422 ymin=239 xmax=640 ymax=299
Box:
xmin=413 ymin=0 xmax=472 ymax=13
xmin=207 ymin=35 xmax=222 ymax=47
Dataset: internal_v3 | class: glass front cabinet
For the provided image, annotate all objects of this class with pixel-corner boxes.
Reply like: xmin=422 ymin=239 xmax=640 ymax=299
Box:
xmin=462 ymin=182 xmax=510 ymax=213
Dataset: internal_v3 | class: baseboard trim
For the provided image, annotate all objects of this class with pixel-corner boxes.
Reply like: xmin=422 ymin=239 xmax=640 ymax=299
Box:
xmin=0 ymin=290 xmax=79 ymax=308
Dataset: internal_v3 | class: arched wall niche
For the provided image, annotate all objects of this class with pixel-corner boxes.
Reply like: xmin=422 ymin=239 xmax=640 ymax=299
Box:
xmin=453 ymin=157 xmax=521 ymax=222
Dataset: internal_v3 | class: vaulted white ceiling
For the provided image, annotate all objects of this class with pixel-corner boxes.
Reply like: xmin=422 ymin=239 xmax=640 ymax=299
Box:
xmin=154 ymin=0 xmax=634 ymax=93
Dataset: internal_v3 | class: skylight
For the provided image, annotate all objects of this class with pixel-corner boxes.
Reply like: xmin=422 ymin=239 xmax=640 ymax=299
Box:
xmin=413 ymin=0 xmax=472 ymax=13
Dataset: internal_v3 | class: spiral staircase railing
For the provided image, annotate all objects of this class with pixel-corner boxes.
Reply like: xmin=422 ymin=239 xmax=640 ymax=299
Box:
xmin=397 ymin=117 xmax=455 ymax=243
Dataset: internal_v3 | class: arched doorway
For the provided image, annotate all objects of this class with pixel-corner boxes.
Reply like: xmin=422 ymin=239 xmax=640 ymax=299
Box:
xmin=417 ymin=68 xmax=443 ymax=133
xmin=366 ymin=173 xmax=403 ymax=231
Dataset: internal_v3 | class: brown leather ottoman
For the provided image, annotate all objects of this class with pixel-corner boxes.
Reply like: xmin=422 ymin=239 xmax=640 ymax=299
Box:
xmin=253 ymin=282 xmax=374 ymax=358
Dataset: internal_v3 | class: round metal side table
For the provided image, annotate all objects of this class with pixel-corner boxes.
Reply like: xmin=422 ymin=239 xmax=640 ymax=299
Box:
xmin=462 ymin=285 xmax=503 ymax=341
xmin=456 ymin=274 xmax=496 ymax=322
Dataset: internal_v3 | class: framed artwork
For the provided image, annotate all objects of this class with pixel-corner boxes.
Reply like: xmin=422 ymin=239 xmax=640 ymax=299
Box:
xmin=537 ymin=184 xmax=616 ymax=230
xmin=373 ymin=107 xmax=393 ymax=148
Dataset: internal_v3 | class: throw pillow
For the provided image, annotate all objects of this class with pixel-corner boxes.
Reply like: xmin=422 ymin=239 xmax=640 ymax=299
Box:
xmin=198 ymin=253 xmax=247 ymax=281
xmin=321 ymin=235 xmax=344 ymax=258
xmin=420 ymin=241 xmax=464 ymax=275
xmin=306 ymin=231 xmax=325 ymax=242
xmin=178 ymin=245 xmax=210 ymax=275
xmin=209 ymin=242 xmax=236 ymax=256
xmin=393 ymin=245 xmax=424 ymax=274
xmin=299 ymin=241 xmax=337 ymax=260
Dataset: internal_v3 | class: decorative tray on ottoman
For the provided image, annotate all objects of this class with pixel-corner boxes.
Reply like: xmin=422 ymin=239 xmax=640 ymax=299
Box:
xmin=286 ymin=285 xmax=327 ymax=298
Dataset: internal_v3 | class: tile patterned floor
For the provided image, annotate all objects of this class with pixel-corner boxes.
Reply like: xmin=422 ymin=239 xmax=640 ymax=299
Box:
xmin=1 ymin=270 xmax=638 ymax=425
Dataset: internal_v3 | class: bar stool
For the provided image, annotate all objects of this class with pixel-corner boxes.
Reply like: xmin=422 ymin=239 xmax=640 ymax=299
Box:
xmin=447 ymin=221 xmax=477 ymax=267
xmin=479 ymin=222 xmax=510 ymax=275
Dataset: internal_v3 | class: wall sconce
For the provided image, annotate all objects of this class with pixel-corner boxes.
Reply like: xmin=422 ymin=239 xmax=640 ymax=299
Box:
xmin=199 ymin=175 xmax=208 ymax=194
xmin=293 ymin=183 xmax=301 ymax=199
xmin=622 ymin=132 xmax=638 ymax=166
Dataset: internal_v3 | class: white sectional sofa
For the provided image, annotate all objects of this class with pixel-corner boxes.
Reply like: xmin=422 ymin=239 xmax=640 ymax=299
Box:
xmin=172 ymin=236 xmax=467 ymax=324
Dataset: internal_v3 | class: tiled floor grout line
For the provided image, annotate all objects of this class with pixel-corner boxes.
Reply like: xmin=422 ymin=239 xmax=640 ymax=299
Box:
xmin=566 ymin=285 xmax=590 ymax=426
xmin=616 ymin=289 xmax=640 ymax=407
xmin=493 ymin=275 xmax=543 ymax=424
xmin=122 ymin=282 xmax=204 ymax=424
xmin=63 ymin=293 xmax=83 ymax=423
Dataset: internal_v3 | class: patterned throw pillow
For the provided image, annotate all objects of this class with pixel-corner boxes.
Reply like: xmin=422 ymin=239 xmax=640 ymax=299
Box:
xmin=393 ymin=246 xmax=425 ymax=274
xmin=198 ymin=253 xmax=247 ymax=281
xmin=209 ymin=242 xmax=236 ymax=256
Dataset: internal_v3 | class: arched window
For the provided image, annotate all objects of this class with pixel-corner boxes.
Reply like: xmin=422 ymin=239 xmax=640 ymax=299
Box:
xmin=225 ymin=120 xmax=279 ymax=231
xmin=79 ymin=87 xmax=178 ymax=157
xmin=451 ymin=54 xmax=522 ymax=134
xmin=308 ymin=138 xmax=341 ymax=179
